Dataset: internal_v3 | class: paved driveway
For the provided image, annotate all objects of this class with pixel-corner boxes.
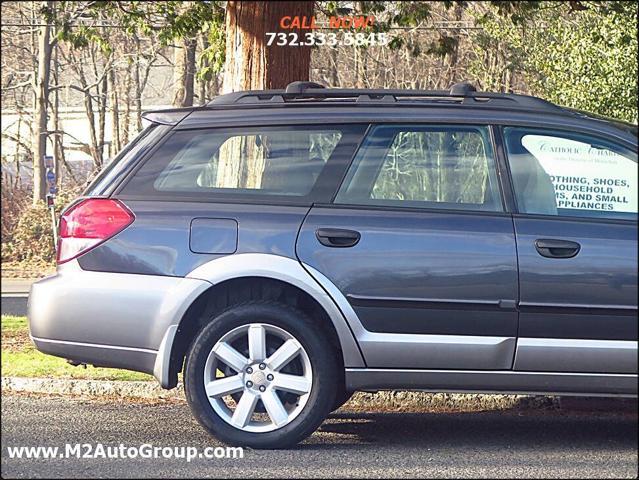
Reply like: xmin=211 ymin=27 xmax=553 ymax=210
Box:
xmin=1 ymin=394 xmax=637 ymax=478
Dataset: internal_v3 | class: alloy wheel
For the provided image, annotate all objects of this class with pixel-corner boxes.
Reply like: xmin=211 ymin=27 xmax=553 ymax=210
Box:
xmin=203 ymin=323 xmax=313 ymax=433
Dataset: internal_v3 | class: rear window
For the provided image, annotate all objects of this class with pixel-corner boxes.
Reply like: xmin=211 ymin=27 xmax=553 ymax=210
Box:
xmin=84 ymin=124 xmax=169 ymax=196
xmin=120 ymin=125 xmax=366 ymax=202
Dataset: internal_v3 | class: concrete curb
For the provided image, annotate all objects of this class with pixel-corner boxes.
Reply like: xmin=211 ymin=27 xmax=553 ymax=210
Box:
xmin=1 ymin=377 xmax=184 ymax=400
xmin=1 ymin=376 xmax=557 ymax=411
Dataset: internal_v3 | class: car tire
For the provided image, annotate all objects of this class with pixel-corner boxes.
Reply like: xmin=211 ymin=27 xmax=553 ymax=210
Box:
xmin=332 ymin=389 xmax=353 ymax=412
xmin=184 ymin=300 xmax=339 ymax=449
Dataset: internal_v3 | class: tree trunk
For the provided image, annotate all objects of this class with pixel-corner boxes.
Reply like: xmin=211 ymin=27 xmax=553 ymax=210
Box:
xmin=222 ymin=1 xmax=314 ymax=93
xmin=134 ymin=36 xmax=144 ymax=130
xmin=172 ymin=38 xmax=197 ymax=107
xmin=97 ymin=60 xmax=109 ymax=164
xmin=198 ymin=33 xmax=209 ymax=105
xmin=217 ymin=1 xmax=315 ymax=188
xmin=84 ymin=89 xmax=101 ymax=169
xmin=123 ymin=61 xmax=132 ymax=145
xmin=443 ymin=4 xmax=464 ymax=87
xmin=32 ymin=1 xmax=53 ymax=205
xmin=328 ymin=47 xmax=339 ymax=87
xmin=109 ymin=67 xmax=121 ymax=154
xmin=51 ymin=43 xmax=74 ymax=186
xmin=353 ymin=1 xmax=366 ymax=88
xmin=211 ymin=73 xmax=221 ymax=97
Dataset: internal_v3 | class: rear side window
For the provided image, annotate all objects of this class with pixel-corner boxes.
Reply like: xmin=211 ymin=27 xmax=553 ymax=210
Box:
xmin=121 ymin=125 xmax=366 ymax=202
xmin=503 ymin=127 xmax=638 ymax=220
xmin=85 ymin=124 xmax=169 ymax=196
xmin=335 ymin=125 xmax=503 ymax=212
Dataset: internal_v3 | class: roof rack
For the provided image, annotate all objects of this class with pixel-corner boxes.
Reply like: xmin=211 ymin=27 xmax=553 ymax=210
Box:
xmin=207 ymin=81 xmax=563 ymax=112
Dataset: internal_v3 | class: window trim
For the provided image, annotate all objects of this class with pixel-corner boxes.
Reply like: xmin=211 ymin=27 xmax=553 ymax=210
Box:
xmin=332 ymin=123 xmax=506 ymax=214
xmin=490 ymin=125 xmax=518 ymax=213
xmin=115 ymin=124 xmax=369 ymax=205
xmin=314 ymin=201 xmax=513 ymax=218
xmin=497 ymin=125 xmax=638 ymax=223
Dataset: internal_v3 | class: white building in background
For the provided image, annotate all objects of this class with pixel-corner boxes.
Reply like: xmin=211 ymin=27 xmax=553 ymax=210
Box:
xmin=1 ymin=104 xmax=172 ymax=185
xmin=1 ymin=59 xmax=176 ymax=185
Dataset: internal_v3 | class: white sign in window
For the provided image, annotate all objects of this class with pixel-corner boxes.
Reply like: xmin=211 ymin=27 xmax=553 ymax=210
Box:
xmin=521 ymin=135 xmax=637 ymax=214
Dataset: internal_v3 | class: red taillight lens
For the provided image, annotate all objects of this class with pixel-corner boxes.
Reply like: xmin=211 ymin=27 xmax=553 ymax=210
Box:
xmin=57 ymin=199 xmax=134 ymax=264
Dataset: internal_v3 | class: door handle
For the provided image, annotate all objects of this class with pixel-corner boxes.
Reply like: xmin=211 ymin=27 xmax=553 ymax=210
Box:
xmin=316 ymin=228 xmax=361 ymax=248
xmin=534 ymin=239 xmax=581 ymax=258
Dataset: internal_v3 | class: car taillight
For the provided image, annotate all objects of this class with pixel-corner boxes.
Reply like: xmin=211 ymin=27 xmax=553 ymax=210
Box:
xmin=57 ymin=199 xmax=134 ymax=264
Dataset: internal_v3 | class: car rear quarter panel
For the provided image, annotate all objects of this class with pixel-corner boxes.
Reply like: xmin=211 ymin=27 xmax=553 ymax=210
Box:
xmin=77 ymin=201 xmax=310 ymax=276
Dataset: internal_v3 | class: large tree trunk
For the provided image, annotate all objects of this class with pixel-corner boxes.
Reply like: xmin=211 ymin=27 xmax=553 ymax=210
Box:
xmin=32 ymin=1 xmax=53 ymax=205
xmin=172 ymin=38 xmax=197 ymax=107
xmin=222 ymin=1 xmax=314 ymax=93
xmin=217 ymin=1 xmax=315 ymax=188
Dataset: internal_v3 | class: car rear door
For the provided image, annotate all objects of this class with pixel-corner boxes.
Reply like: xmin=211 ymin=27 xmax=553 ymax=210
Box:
xmin=296 ymin=123 xmax=520 ymax=370
xmin=501 ymin=126 xmax=638 ymax=373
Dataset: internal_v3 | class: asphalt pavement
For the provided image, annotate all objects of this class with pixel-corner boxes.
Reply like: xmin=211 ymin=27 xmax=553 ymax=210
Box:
xmin=1 ymin=279 xmax=34 ymax=316
xmin=1 ymin=394 xmax=637 ymax=478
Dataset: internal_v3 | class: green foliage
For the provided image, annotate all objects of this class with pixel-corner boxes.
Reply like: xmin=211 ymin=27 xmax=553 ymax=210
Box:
xmin=322 ymin=1 xmax=552 ymax=55
xmin=198 ymin=9 xmax=226 ymax=79
xmin=57 ymin=25 xmax=112 ymax=54
xmin=526 ymin=2 xmax=638 ymax=123
xmin=49 ymin=1 xmax=226 ymax=77
xmin=471 ymin=1 xmax=638 ymax=123
xmin=323 ymin=1 xmax=439 ymax=53
xmin=1 ymin=316 xmax=27 ymax=334
xmin=89 ymin=1 xmax=224 ymax=46
xmin=484 ymin=1 xmax=544 ymax=25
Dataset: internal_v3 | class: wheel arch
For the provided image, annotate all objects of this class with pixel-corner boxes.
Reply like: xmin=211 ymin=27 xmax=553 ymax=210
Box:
xmin=154 ymin=254 xmax=365 ymax=389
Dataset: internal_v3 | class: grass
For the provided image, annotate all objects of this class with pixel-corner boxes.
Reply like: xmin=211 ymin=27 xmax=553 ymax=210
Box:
xmin=1 ymin=315 xmax=153 ymax=381
xmin=1 ymin=315 xmax=27 ymax=333
xmin=1 ymin=261 xmax=55 ymax=279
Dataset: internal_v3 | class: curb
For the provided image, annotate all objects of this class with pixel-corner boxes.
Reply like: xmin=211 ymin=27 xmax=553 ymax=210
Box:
xmin=1 ymin=376 xmax=557 ymax=411
xmin=1 ymin=377 xmax=184 ymax=400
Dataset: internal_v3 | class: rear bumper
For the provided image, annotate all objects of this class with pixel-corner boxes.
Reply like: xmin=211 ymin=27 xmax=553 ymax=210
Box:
xmin=30 ymin=336 xmax=158 ymax=376
xmin=28 ymin=260 xmax=211 ymax=385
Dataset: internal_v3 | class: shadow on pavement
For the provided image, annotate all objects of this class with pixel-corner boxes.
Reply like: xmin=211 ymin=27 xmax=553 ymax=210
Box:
xmin=308 ymin=397 xmax=638 ymax=450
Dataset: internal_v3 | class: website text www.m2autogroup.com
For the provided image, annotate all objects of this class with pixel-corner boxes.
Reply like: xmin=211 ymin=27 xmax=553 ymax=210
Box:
xmin=5 ymin=443 xmax=244 ymax=463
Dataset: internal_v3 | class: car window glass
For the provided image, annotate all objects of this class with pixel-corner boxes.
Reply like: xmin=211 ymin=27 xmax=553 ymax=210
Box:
xmin=335 ymin=125 xmax=503 ymax=212
xmin=504 ymin=127 xmax=638 ymax=220
xmin=151 ymin=129 xmax=342 ymax=196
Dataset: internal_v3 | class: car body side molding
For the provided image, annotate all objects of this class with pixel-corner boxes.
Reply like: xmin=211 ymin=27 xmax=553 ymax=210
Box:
xmin=346 ymin=368 xmax=638 ymax=397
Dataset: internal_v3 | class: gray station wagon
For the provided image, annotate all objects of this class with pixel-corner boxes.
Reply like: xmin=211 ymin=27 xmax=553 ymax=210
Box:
xmin=28 ymin=81 xmax=638 ymax=448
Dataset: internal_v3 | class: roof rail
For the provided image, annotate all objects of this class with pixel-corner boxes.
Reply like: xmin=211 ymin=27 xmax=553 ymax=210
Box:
xmin=207 ymin=80 xmax=562 ymax=112
xmin=285 ymin=81 xmax=325 ymax=94
xmin=449 ymin=82 xmax=476 ymax=96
